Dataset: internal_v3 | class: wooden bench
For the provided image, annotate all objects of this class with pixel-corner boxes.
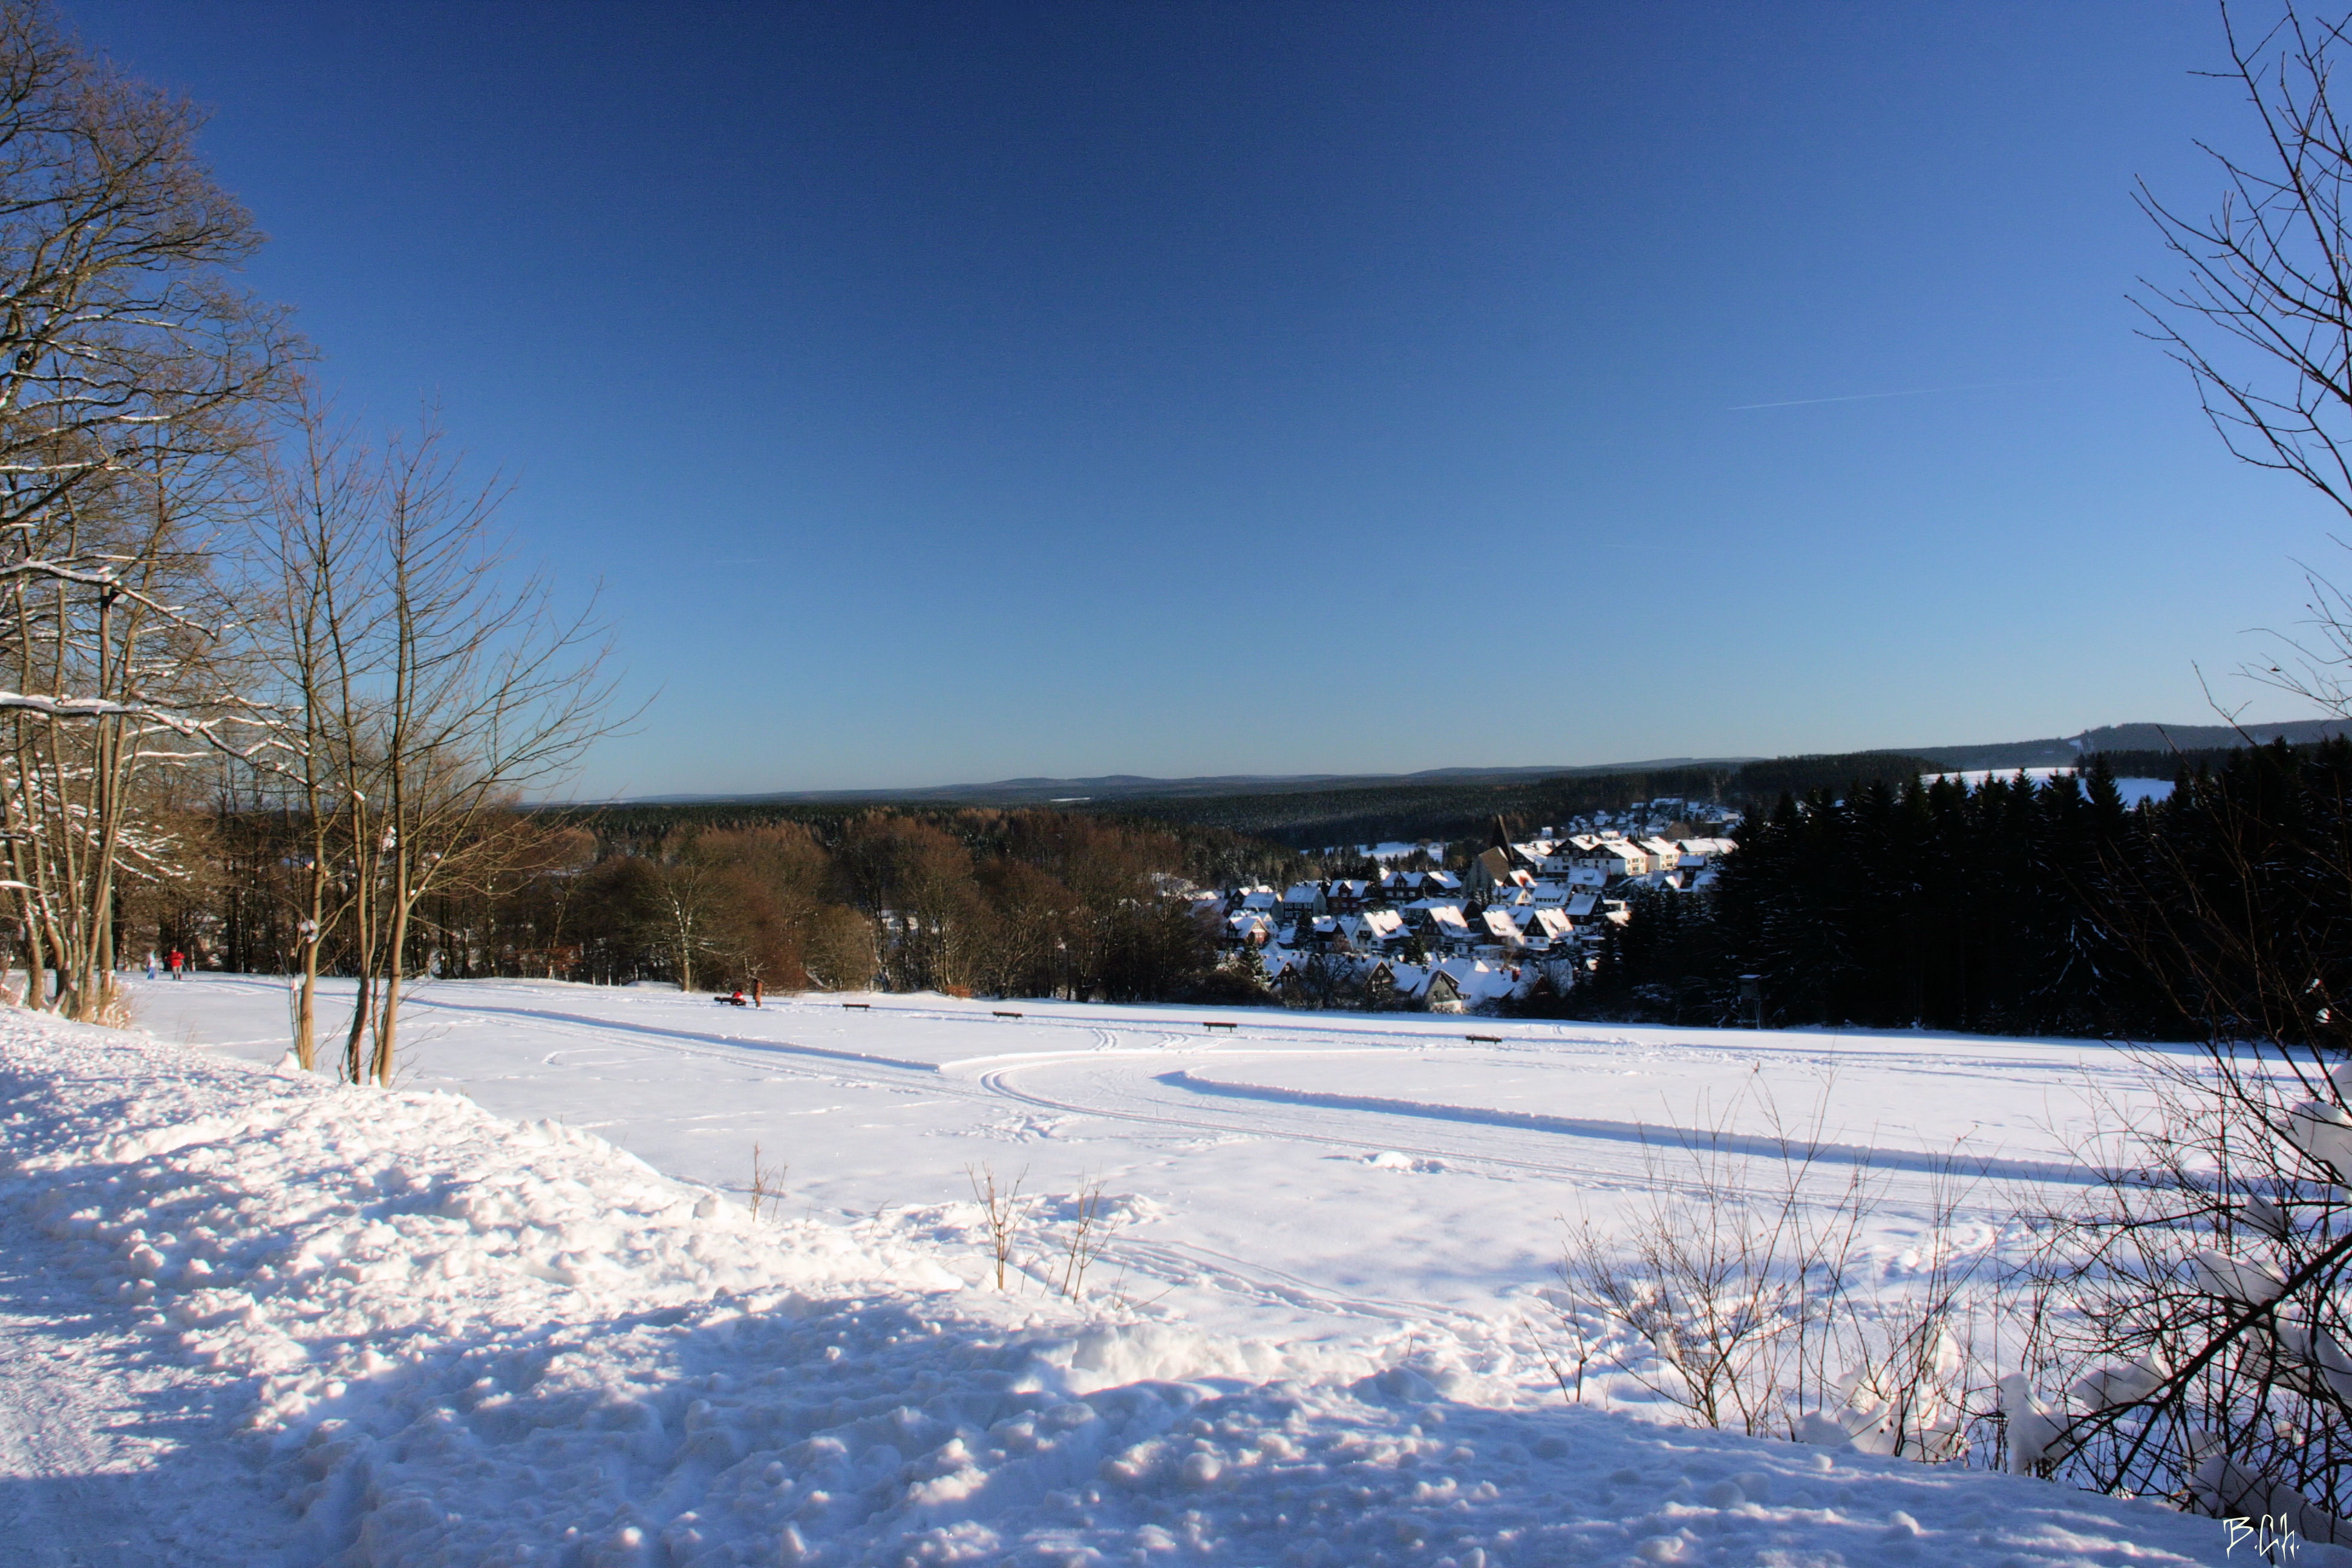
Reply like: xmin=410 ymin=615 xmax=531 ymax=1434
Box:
xmin=992 ymin=1010 xmax=1024 ymax=1019
xmin=1203 ymin=1021 xmax=1237 ymax=1032
xmin=841 ymin=1002 xmax=871 ymax=1010
xmin=1465 ymin=1033 xmax=1501 ymax=1044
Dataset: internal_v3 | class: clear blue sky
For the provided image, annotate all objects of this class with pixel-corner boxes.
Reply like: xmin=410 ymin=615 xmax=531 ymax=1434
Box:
xmin=66 ymin=1 xmax=2341 ymax=796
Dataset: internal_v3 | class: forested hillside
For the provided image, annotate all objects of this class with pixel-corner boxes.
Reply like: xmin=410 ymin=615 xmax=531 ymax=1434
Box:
xmin=566 ymin=750 xmax=1941 ymax=852
xmin=1568 ymin=742 xmax=2352 ymax=1042
xmin=177 ymin=805 xmax=1312 ymax=1006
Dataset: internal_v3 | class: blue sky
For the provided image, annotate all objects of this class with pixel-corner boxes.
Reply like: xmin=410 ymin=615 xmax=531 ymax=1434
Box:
xmin=67 ymin=1 xmax=2341 ymax=795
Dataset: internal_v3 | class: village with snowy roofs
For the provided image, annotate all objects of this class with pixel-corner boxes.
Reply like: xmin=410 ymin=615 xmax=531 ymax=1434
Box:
xmin=1209 ymin=799 xmax=1743 ymax=1011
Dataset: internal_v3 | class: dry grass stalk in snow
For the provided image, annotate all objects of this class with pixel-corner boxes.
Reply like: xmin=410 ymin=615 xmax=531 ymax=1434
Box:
xmin=968 ymin=1163 xmax=1028 ymax=1291
xmin=746 ymin=1141 xmax=786 ymax=1221
xmin=1557 ymin=1077 xmax=1997 ymax=1462
xmin=1057 ymin=1178 xmax=1112 ymax=1300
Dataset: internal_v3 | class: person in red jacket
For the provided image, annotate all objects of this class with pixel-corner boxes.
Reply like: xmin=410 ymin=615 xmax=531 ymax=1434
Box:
xmin=166 ymin=949 xmax=184 ymax=981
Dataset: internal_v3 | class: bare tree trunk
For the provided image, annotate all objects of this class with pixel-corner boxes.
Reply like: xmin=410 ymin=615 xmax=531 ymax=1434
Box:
xmin=344 ymin=969 xmax=370 ymax=1085
xmin=295 ymin=936 xmax=318 ymax=1069
xmin=372 ymin=839 xmax=410 ymax=1086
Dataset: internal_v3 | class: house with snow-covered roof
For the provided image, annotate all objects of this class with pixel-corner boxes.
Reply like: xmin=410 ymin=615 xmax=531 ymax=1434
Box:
xmin=1281 ymin=883 xmax=1328 ymax=919
xmin=1525 ymin=907 xmax=1574 ymax=950
xmin=1435 ymin=956 xmax=1520 ymax=1011
xmin=1399 ymin=900 xmax=1472 ymax=952
xmin=1341 ymin=909 xmax=1406 ymax=952
xmin=1573 ymin=840 xmax=1649 ymax=880
xmin=1368 ymin=961 xmax=1466 ymax=1013
xmin=1479 ymin=907 xmax=1526 ymax=951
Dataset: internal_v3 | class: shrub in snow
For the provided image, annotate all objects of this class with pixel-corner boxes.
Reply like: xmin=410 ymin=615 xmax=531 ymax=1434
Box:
xmin=2011 ymin=1043 xmax=2352 ymax=1538
xmin=1555 ymin=1078 xmax=1995 ymax=1463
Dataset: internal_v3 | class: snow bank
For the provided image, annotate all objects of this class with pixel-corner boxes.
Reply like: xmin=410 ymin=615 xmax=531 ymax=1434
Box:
xmin=0 ymin=1014 xmax=2244 ymax=1566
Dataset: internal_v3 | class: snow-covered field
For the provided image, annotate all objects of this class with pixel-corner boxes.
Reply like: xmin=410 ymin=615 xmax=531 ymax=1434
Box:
xmin=0 ymin=978 xmax=2247 ymax=1565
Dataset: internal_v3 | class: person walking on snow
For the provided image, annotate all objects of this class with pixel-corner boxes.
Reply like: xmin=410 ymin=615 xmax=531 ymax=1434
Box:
xmin=167 ymin=949 xmax=183 ymax=981
xmin=144 ymin=951 xmax=156 ymax=981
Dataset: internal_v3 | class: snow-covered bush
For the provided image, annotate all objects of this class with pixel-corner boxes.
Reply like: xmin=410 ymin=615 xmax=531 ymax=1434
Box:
xmin=2008 ymin=1039 xmax=2352 ymax=1540
xmin=1554 ymin=1080 xmax=1999 ymax=1461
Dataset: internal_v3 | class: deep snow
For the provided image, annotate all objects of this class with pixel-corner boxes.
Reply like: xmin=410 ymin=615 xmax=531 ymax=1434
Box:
xmin=0 ymin=981 xmax=2258 ymax=1565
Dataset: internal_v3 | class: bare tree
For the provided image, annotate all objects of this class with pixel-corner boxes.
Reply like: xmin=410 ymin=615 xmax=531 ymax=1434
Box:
xmin=2136 ymin=2 xmax=2352 ymax=725
xmin=1554 ymin=1082 xmax=1988 ymax=1453
xmin=253 ymin=388 xmax=382 ymax=1068
xmin=349 ymin=420 xmax=618 ymax=1085
xmin=2140 ymin=5 xmax=2352 ymax=528
xmin=244 ymin=396 xmax=617 ymax=1080
xmin=652 ymin=837 xmax=731 ymax=995
xmin=2030 ymin=2 xmax=2352 ymax=1530
xmin=2012 ymin=1036 xmax=2352 ymax=1539
xmin=0 ymin=1 xmax=295 ymax=1019
xmin=0 ymin=466 xmax=230 ymax=1016
xmin=799 ymin=904 xmax=877 ymax=991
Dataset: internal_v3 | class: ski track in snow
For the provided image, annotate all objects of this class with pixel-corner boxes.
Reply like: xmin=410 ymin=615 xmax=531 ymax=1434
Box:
xmin=1151 ymin=1070 xmax=2100 ymax=1186
xmin=0 ymin=977 xmax=2260 ymax=1565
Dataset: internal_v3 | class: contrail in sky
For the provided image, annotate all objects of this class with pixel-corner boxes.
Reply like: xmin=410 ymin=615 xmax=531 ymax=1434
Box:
xmin=1728 ymin=375 xmax=2076 ymax=411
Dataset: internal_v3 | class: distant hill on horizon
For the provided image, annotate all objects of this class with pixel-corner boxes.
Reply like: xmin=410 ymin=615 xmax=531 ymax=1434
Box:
xmin=1904 ymin=717 xmax=2352 ymax=772
xmin=621 ymin=757 xmax=1751 ymax=808
xmin=606 ymin=717 xmax=2352 ymax=809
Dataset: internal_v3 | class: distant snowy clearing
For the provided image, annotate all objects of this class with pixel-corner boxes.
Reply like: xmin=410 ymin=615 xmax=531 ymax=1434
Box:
xmin=1925 ymin=766 xmax=2175 ymax=805
xmin=0 ymin=983 xmax=2246 ymax=1564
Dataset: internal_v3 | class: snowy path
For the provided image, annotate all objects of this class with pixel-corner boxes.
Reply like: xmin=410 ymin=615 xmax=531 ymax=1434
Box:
xmin=0 ymin=1088 xmax=285 ymax=1568
xmin=0 ymin=1305 xmax=152 ymax=1568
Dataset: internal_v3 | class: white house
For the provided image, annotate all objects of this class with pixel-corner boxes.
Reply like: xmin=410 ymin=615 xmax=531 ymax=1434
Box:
xmin=1479 ymin=907 xmax=1526 ymax=950
xmin=1525 ymin=907 xmax=1574 ymax=949
xmin=1573 ymin=840 xmax=1650 ymax=880
xmin=1353 ymin=908 xmax=1406 ymax=949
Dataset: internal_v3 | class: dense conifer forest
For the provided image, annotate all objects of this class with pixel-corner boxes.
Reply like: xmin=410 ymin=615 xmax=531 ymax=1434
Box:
xmin=1564 ymin=741 xmax=2352 ymax=1042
